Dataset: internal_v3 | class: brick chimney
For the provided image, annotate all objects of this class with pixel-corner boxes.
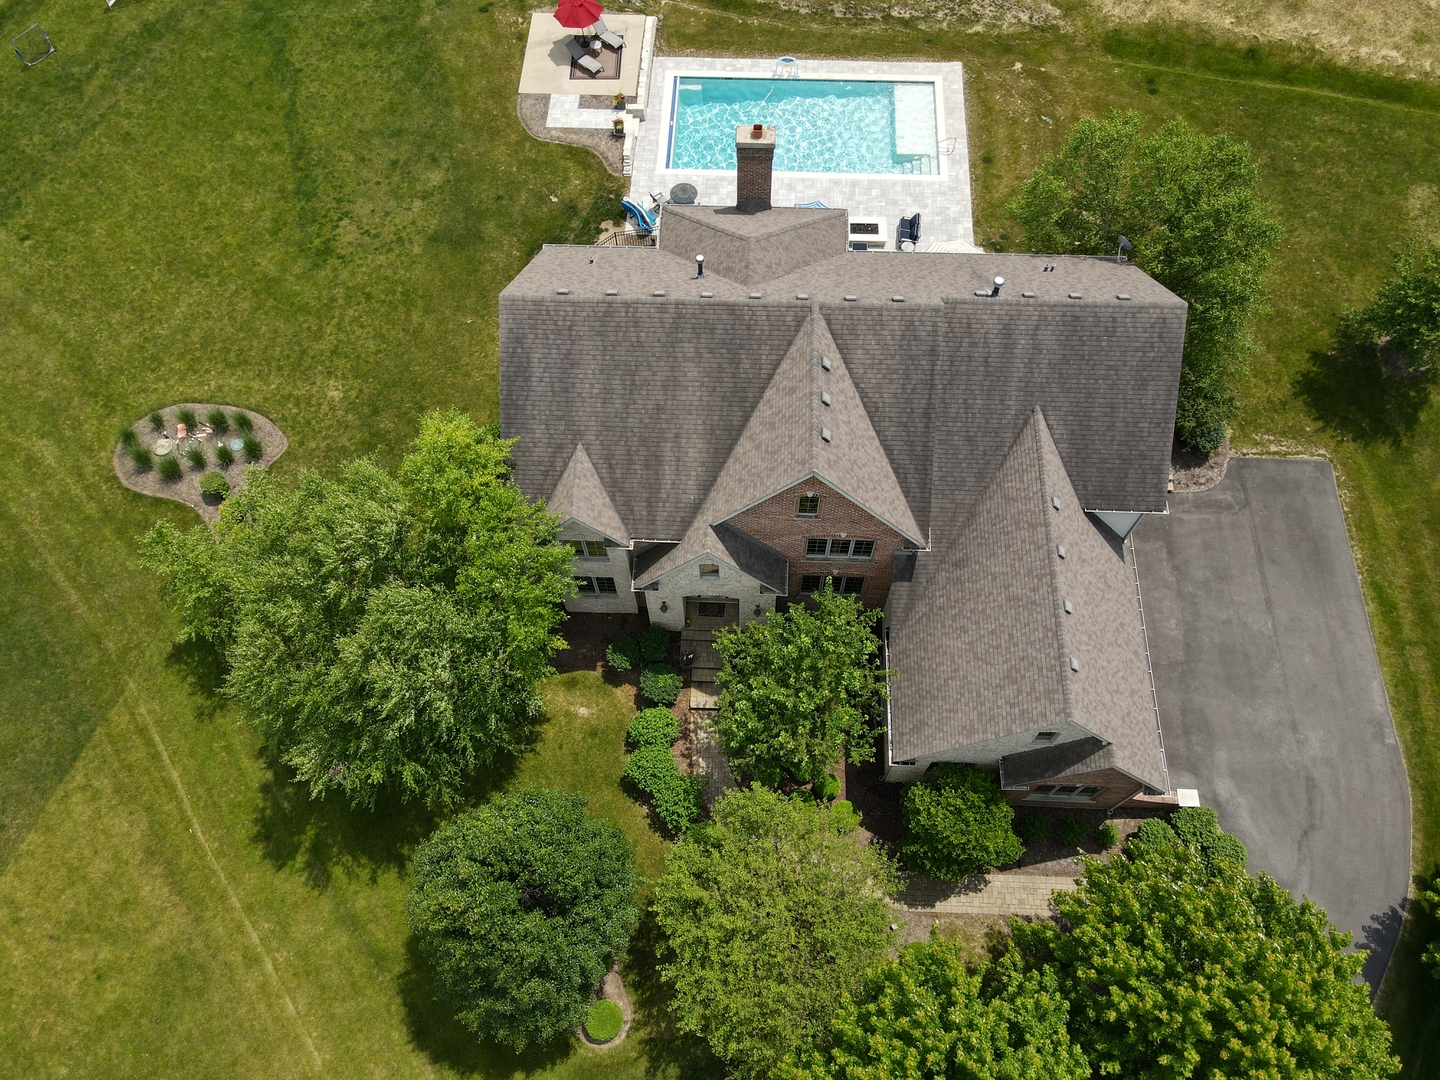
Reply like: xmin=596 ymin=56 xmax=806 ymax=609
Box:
xmin=734 ymin=123 xmax=776 ymax=214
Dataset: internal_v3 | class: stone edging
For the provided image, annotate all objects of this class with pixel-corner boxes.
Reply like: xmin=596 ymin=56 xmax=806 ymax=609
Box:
xmin=575 ymin=966 xmax=633 ymax=1049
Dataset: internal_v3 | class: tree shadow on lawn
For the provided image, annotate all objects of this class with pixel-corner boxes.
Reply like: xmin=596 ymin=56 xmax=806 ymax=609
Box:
xmin=1294 ymin=331 xmax=1436 ymax=446
xmin=250 ymin=746 xmax=525 ymax=891
xmin=164 ymin=637 xmax=229 ymax=722
xmin=625 ymin=907 xmax=725 ymax=1080
xmin=397 ymin=934 xmax=579 ymax=1076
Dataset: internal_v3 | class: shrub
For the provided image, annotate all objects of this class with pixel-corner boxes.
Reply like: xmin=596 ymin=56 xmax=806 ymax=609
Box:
xmin=149 ymin=411 xmax=165 ymax=430
xmin=900 ymin=765 xmax=1023 ymax=880
xmin=829 ymin=799 xmax=861 ymax=834
xmin=622 ymin=744 xmax=703 ymax=834
xmin=242 ymin=434 xmax=263 ymax=461
xmin=789 ymin=786 xmax=815 ymax=803
xmin=639 ymin=663 xmax=683 ymax=706
xmin=627 ymin=707 xmax=679 ymax=750
xmin=1097 ymin=821 xmax=1120 ymax=850
xmin=406 ymin=789 xmax=639 ymax=1050
xmin=1172 ymin=806 xmax=1248 ymax=870
xmin=206 ymin=408 xmax=230 ymax=433
xmin=233 ymin=410 xmax=254 ymax=434
xmin=1347 ymin=238 xmax=1440 ymax=372
xmin=814 ymin=772 xmax=841 ymax=802
xmin=214 ymin=443 xmax=234 ymax=466
xmin=157 ymin=454 xmax=183 ymax=482
xmin=606 ymin=634 xmax=640 ymax=673
xmin=176 ymin=407 xmax=198 ymax=428
xmin=585 ymin=999 xmax=623 ymax=1042
xmin=637 ymin=623 xmax=670 ymax=664
xmin=1015 ymin=814 xmax=1051 ymax=845
xmin=116 ymin=423 xmax=139 ymax=450
xmin=1055 ymin=816 xmax=1089 ymax=847
xmin=199 ymin=471 xmax=230 ymax=499
xmin=1125 ymin=818 xmax=1181 ymax=857
xmin=185 ymin=446 xmax=207 ymax=470
xmin=129 ymin=445 xmax=153 ymax=472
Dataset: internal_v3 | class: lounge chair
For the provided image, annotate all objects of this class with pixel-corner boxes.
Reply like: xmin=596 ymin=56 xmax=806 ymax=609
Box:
xmin=591 ymin=17 xmax=624 ymax=50
xmin=897 ymin=213 xmax=922 ymax=247
xmin=564 ymin=36 xmax=603 ymax=76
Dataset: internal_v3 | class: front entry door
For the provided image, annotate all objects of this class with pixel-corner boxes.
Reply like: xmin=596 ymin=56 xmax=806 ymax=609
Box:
xmin=684 ymin=598 xmax=739 ymax=630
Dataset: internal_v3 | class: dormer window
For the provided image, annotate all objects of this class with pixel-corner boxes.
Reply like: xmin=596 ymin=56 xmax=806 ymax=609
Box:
xmin=569 ymin=539 xmax=607 ymax=559
xmin=699 ymin=563 xmax=720 ymax=578
xmin=797 ymin=494 xmax=820 ymax=517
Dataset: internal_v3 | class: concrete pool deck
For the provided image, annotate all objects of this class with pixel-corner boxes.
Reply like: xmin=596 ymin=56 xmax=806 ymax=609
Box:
xmin=628 ymin=57 xmax=976 ymax=249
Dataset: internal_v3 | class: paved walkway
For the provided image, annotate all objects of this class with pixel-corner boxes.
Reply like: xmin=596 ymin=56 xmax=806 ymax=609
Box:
xmin=687 ymin=710 xmax=736 ymax=807
xmin=896 ymin=873 xmax=1078 ymax=916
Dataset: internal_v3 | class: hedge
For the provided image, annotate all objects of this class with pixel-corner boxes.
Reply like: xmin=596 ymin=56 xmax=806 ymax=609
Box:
xmin=639 ymin=664 xmax=683 ymax=706
xmin=627 ymin=707 xmax=679 ymax=750
xmin=622 ymin=745 xmax=703 ymax=835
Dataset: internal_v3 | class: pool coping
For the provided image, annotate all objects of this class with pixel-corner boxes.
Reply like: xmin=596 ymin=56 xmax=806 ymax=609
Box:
xmin=628 ymin=56 xmax=974 ymax=248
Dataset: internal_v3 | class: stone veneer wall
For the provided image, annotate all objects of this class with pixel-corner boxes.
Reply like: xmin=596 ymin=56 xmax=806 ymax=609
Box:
xmin=558 ymin=523 xmax=638 ymax=614
xmin=727 ymin=477 xmax=909 ymax=611
xmin=645 ymin=556 xmax=775 ymax=631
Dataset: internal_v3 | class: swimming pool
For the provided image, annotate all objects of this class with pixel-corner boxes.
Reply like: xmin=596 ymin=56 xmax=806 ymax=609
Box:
xmin=665 ymin=76 xmax=940 ymax=175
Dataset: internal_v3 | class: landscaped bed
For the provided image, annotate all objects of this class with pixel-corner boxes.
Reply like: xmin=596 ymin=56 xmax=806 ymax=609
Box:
xmin=111 ymin=403 xmax=287 ymax=522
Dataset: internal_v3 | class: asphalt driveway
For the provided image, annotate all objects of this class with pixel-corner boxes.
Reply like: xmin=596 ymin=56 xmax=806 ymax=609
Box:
xmin=1133 ymin=457 xmax=1410 ymax=987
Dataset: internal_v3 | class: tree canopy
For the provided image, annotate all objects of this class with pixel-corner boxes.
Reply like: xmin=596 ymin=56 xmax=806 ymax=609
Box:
xmin=1010 ymin=816 xmax=1398 ymax=1080
xmin=406 ymin=788 xmax=638 ymax=1050
xmin=713 ymin=583 xmax=888 ymax=787
xmin=1348 ymin=238 xmax=1440 ymax=372
xmin=779 ymin=944 xmax=1088 ymax=1080
xmin=140 ymin=410 xmax=573 ymax=808
xmin=651 ymin=785 xmax=898 ymax=1076
xmin=1007 ymin=110 xmax=1283 ymax=451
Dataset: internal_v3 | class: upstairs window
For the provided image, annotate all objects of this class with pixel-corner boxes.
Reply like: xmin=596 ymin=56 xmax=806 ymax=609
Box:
xmin=1025 ymin=784 xmax=1102 ymax=802
xmin=799 ymin=574 xmax=826 ymax=594
xmin=805 ymin=539 xmax=876 ymax=560
xmin=840 ymin=576 xmax=865 ymax=595
xmin=574 ymin=576 xmax=617 ymax=595
xmin=569 ymin=539 xmax=607 ymax=558
xmin=797 ymin=494 xmax=820 ymax=517
xmin=699 ymin=563 xmax=720 ymax=578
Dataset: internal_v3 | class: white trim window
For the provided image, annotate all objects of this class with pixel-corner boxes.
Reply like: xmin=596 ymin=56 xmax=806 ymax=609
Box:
xmin=574 ymin=576 xmax=618 ymax=595
xmin=569 ymin=539 xmax=608 ymax=559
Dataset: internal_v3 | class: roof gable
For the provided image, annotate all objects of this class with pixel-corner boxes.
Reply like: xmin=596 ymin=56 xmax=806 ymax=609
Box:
xmin=547 ymin=443 xmax=630 ymax=546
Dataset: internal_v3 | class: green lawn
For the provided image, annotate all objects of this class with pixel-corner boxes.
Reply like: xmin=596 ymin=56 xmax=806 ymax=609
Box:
xmin=2 ymin=0 xmax=1440 ymax=1074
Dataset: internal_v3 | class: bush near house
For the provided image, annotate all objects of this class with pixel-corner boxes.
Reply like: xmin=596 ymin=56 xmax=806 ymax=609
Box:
xmin=1055 ymin=815 xmax=1089 ymax=847
xmin=637 ymin=623 xmax=670 ymax=664
xmin=639 ymin=664 xmax=683 ymax=706
xmin=606 ymin=634 xmax=640 ymax=673
xmin=626 ymin=707 xmax=679 ymax=750
xmin=900 ymin=764 xmax=1023 ymax=879
xmin=621 ymin=745 xmax=702 ymax=835
xmin=406 ymin=788 xmax=638 ymax=1051
xmin=1015 ymin=815 xmax=1051 ymax=845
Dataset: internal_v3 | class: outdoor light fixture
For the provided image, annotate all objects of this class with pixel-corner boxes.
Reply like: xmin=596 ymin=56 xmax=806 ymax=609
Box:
xmin=659 ymin=601 xmax=668 ymax=613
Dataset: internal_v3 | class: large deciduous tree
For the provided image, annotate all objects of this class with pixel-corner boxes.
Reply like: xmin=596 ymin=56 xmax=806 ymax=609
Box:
xmin=1007 ymin=110 xmax=1283 ymax=452
xmin=1010 ymin=816 xmax=1399 ymax=1079
xmin=713 ymin=583 xmax=888 ymax=787
xmin=140 ymin=410 xmax=574 ymax=808
xmin=406 ymin=788 xmax=638 ymax=1049
xmin=651 ymin=785 xmax=897 ymax=1076
xmin=779 ymin=944 xmax=1088 ymax=1080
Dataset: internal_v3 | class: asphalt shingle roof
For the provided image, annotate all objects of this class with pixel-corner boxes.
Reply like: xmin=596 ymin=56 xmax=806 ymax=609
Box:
xmin=546 ymin=443 xmax=630 ymax=546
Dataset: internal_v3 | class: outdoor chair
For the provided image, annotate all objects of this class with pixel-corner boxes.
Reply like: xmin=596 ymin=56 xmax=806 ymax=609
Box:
xmin=591 ymin=17 xmax=623 ymax=50
xmin=897 ymin=213 xmax=922 ymax=247
xmin=564 ymin=35 xmax=603 ymax=75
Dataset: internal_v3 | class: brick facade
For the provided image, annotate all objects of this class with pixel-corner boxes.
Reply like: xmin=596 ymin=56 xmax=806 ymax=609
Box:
xmin=727 ymin=477 xmax=910 ymax=610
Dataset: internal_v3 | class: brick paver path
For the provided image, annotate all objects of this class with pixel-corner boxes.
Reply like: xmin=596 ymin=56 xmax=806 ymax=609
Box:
xmin=897 ymin=873 xmax=1079 ymax=917
xmin=687 ymin=711 xmax=736 ymax=808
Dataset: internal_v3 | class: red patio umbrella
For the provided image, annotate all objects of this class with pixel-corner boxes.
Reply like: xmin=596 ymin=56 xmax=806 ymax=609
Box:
xmin=553 ymin=0 xmax=604 ymax=29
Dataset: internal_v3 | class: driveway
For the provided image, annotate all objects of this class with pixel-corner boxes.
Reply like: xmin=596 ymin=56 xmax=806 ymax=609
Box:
xmin=1133 ymin=458 xmax=1410 ymax=987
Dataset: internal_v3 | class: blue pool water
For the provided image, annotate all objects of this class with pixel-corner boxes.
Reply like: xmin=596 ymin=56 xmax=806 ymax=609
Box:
xmin=667 ymin=77 xmax=939 ymax=175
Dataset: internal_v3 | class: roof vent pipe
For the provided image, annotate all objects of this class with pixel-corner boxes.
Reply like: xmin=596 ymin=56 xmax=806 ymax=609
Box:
xmin=991 ymin=275 xmax=1004 ymax=297
xmin=695 ymin=254 xmax=705 ymax=278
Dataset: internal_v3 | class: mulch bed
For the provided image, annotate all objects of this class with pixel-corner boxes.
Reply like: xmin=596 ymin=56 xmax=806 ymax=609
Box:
xmin=112 ymin=403 xmax=287 ymax=524
xmin=516 ymin=93 xmax=624 ymax=176
xmin=1170 ymin=433 xmax=1231 ymax=492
